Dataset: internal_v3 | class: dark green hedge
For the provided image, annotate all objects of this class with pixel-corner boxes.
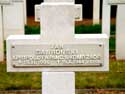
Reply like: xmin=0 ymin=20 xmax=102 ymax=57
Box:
xmin=25 ymin=24 xmax=116 ymax=35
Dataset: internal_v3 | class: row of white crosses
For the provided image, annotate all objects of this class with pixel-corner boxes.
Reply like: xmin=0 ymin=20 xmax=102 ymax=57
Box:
xmin=0 ymin=0 xmax=26 ymax=61
xmin=102 ymin=0 xmax=125 ymax=60
xmin=7 ymin=0 xmax=109 ymax=94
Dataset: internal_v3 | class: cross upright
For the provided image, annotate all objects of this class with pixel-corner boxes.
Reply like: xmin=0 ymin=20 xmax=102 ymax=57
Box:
xmin=103 ymin=0 xmax=125 ymax=60
xmin=0 ymin=0 xmax=12 ymax=61
xmin=0 ymin=0 xmax=24 ymax=62
xmin=7 ymin=0 xmax=109 ymax=94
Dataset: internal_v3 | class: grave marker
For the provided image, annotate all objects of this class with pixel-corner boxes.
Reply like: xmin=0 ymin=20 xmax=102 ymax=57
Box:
xmin=7 ymin=1 xmax=109 ymax=94
xmin=0 ymin=0 xmax=12 ymax=61
xmin=0 ymin=5 xmax=4 ymax=61
xmin=116 ymin=5 xmax=125 ymax=60
xmin=23 ymin=0 xmax=27 ymax=24
xmin=44 ymin=0 xmax=74 ymax=2
xmin=3 ymin=0 xmax=24 ymax=39
xmin=35 ymin=4 xmax=82 ymax=22
xmin=104 ymin=0 xmax=125 ymax=60
xmin=108 ymin=0 xmax=125 ymax=4
xmin=102 ymin=0 xmax=111 ymax=37
xmin=0 ymin=0 xmax=12 ymax=5
xmin=93 ymin=0 xmax=100 ymax=24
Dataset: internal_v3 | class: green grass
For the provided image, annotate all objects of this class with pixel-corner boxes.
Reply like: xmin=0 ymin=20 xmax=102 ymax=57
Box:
xmin=0 ymin=61 xmax=125 ymax=90
xmin=0 ymin=64 xmax=41 ymax=90
xmin=25 ymin=26 xmax=40 ymax=35
xmin=76 ymin=61 xmax=125 ymax=89
xmin=25 ymin=24 xmax=116 ymax=35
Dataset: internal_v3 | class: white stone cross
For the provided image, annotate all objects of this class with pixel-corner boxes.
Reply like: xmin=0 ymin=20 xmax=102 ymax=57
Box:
xmin=7 ymin=1 xmax=109 ymax=94
xmin=103 ymin=0 xmax=125 ymax=60
xmin=35 ymin=2 xmax=82 ymax=22
xmin=93 ymin=0 xmax=100 ymax=24
xmin=0 ymin=0 xmax=12 ymax=5
xmin=0 ymin=5 xmax=4 ymax=62
xmin=0 ymin=0 xmax=12 ymax=61
xmin=0 ymin=0 xmax=25 ymax=62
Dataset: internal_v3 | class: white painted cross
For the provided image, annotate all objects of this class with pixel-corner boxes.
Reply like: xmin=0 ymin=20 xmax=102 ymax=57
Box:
xmin=93 ymin=0 xmax=100 ymax=24
xmin=3 ymin=0 xmax=24 ymax=39
xmin=103 ymin=0 xmax=125 ymax=60
xmin=0 ymin=0 xmax=12 ymax=61
xmin=7 ymin=1 xmax=109 ymax=94
xmin=0 ymin=5 xmax=4 ymax=62
xmin=23 ymin=0 xmax=27 ymax=24
xmin=35 ymin=4 xmax=83 ymax=22
xmin=0 ymin=0 xmax=25 ymax=62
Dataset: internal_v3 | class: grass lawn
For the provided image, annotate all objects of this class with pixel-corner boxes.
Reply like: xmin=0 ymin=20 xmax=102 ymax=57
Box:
xmin=0 ymin=60 xmax=125 ymax=90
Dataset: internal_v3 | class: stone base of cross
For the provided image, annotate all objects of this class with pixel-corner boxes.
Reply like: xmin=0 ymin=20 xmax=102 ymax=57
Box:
xmin=7 ymin=1 xmax=109 ymax=94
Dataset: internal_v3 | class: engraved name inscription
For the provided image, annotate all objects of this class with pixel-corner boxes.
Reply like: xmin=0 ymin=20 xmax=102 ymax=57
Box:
xmin=11 ymin=44 xmax=104 ymax=67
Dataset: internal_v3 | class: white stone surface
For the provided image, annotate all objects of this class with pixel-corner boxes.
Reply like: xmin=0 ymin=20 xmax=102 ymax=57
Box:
xmin=116 ymin=5 xmax=125 ymax=60
xmin=108 ymin=0 xmax=125 ymax=5
xmin=0 ymin=0 xmax=11 ymax=5
xmin=40 ymin=3 xmax=74 ymax=41
xmin=7 ymin=34 xmax=109 ymax=72
xmin=44 ymin=0 xmax=74 ymax=3
xmin=35 ymin=4 xmax=82 ymax=22
xmin=93 ymin=0 xmax=100 ymax=24
xmin=75 ymin=4 xmax=82 ymax=21
xmin=42 ymin=72 xmax=75 ymax=94
xmin=23 ymin=0 xmax=27 ymax=24
xmin=3 ymin=1 xmax=24 ymax=39
xmin=35 ymin=5 xmax=41 ymax=22
xmin=102 ymin=0 xmax=111 ymax=37
xmin=0 ymin=6 xmax=4 ymax=61
xmin=7 ymin=3 xmax=109 ymax=72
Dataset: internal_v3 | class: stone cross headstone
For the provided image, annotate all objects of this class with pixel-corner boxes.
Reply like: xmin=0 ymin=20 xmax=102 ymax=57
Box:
xmin=93 ymin=0 xmax=100 ymax=24
xmin=0 ymin=0 xmax=12 ymax=5
xmin=35 ymin=4 xmax=83 ymax=22
xmin=116 ymin=5 xmax=125 ymax=60
xmin=102 ymin=0 xmax=111 ymax=37
xmin=0 ymin=5 xmax=4 ymax=61
xmin=0 ymin=0 xmax=25 ymax=62
xmin=7 ymin=0 xmax=109 ymax=94
xmin=3 ymin=0 xmax=24 ymax=39
xmin=0 ymin=0 xmax=12 ymax=61
xmin=23 ymin=0 xmax=27 ymax=24
xmin=104 ymin=0 xmax=125 ymax=60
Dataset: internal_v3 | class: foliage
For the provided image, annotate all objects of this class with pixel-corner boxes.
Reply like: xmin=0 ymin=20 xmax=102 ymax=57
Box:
xmin=0 ymin=61 xmax=125 ymax=90
xmin=75 ymin=24 xmax=116 ymax=35
xmin=25 ymin=26 xmax=40 ymax=35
